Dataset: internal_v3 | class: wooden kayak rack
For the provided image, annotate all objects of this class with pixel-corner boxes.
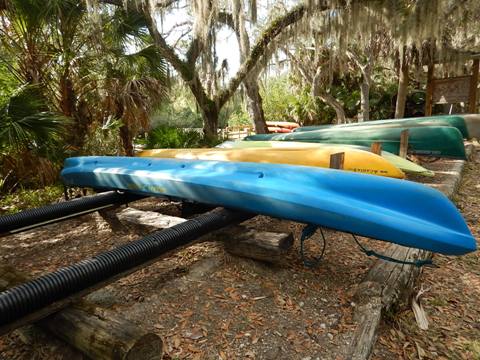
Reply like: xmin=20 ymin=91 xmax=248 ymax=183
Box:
xmin=0 ymin=206 xmax=292 ymax=359
xmin=0 ymin=141 xmax=472 ymax=360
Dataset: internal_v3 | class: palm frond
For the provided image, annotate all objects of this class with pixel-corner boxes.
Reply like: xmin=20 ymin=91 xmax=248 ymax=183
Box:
xmin=0 ymin=84 xmax=68 ymax=151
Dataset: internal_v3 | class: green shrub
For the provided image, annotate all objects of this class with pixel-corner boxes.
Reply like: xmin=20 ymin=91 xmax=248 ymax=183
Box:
xmin=81 ymin=119 xmax=123 ymax=156
xmin=261 ymin=76 xmax=299 ymax=122
xmin=0 ymin=184 xmax=63 ymax=214
xmin=227 ymin=110 xmax=251 ymax=127
xmin=150 ymin=82 xmax=204 ymax=128
xmin=259 ymin=73 xmax=413 ymax=125
xmin=145 ymin=126 xmax=223 ymax=149
xmin=260 ymin=75 xmax=340 ymax=125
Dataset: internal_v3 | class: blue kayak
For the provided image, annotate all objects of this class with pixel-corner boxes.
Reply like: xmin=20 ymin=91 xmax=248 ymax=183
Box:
xmin=61 ymin=156 xmax=476 ymax=256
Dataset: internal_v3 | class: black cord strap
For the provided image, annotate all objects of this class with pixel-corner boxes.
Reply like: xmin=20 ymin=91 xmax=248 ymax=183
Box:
xmin=351 ymin=233 xmax=434 ymax=268
xmin=300 ymin=224 xmax=327 ymax=268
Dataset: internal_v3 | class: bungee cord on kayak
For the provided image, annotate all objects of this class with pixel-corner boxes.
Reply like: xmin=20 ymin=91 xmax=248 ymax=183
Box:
xmin=299 ymin=224 xmax=327 ymax=268
xmin=350 ymin=234 xmax=435 ymax=268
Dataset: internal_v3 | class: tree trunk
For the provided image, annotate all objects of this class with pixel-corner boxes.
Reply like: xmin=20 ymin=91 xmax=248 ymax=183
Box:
xmin=120 ymin=126 xmax=134 ymax=156
xmin=244 ymin=80 xmax=268 ymax=133
xmin=230 ymin=1 xmax=268 ymax=134
xmin=201 ymin=104 xmax=219 ymax=139
xmin=355 ymin=47 xmax=372 ymax=123
xmin=115 ymin=101 xmax=134 ymax=156
xmin=320 ymin=94 xmax=347 ymax=124
xmin=60 ymin=69 xmax=90 ymax=152
xmin=359 ymin=65 xmax=371 ymax=122
xmin=0 ymin=264 xmax=164 ymax=360
xmin=185 ymin=75 xmax=220 ymax=139
xmin=73 ymin=99 xmax=93 ymax=152
xmin=41 ymin=304 xmax=163 ymax=360
xmin=143 ymin=1 xmax=309 ymax=142
xmin=395 ymin=55 xmax=409 ymax=119
xmin=312 ymin=67 xmax=347 ymax=124
xmin=118 ymin=100 xmax=133 ymax=156
xmin=315 ymin=89 xmax=347 ymax=124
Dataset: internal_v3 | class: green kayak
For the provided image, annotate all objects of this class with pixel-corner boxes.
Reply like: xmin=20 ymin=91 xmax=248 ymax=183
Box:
xmin=245 ymin=126 xmax=466 ymax=159
xmin=294 ymin=115 xmax=469 ymax=138
xmin=218 ymin=140 xmax=435 ymax=177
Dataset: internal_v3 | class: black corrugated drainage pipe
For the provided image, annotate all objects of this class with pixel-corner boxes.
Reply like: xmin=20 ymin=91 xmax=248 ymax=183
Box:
xmin=0 ymin=207 xmax=252 ymax=335
xmin=0 ymin=191 xmax=145 ymax=236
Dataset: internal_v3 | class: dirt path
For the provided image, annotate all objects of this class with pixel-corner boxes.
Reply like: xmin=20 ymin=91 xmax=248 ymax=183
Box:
xmin=373 ymin=149 xmax=480 ymax=360
xmin=0 ymin=200 xmax=381 ymax=359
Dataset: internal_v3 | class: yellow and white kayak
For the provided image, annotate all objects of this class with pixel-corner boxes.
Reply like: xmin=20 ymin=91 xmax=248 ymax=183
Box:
xmin=139 ymin=146 xmax=406 ymax=179
xmin=217 ymin=140 xmax=435 ymax=177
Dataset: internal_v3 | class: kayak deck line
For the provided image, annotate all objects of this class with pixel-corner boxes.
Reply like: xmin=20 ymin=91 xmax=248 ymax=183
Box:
xmin=299 ymin=224 xmax=434 ymax=268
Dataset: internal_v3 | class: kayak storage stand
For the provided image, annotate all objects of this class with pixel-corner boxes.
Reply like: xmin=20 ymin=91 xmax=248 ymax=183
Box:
xmin=0 ymin=207 xmax=252 ymax=335
xmin=0 ymin=191 xmax=145 ymax=236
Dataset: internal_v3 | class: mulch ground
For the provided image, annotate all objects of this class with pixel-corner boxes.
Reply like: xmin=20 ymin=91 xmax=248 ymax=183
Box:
xmin=0 ymin=148 xmax=478 ymax=359
xmin=372 ymin=148 xmax=480 ymax=360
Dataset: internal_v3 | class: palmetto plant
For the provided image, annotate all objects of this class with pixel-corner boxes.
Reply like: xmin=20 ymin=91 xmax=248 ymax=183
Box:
xmin=0 ymin=85 xmax=66 ymax=150
xmin=0 ymin=0 xmax=90 ymax=150
xmin=0 ymin=85 xmax=68 ymax=190
xmin=0 ymin=0 xmax=168 ymax=158
xmin=97 ymin=7 xmax=168 ymax=155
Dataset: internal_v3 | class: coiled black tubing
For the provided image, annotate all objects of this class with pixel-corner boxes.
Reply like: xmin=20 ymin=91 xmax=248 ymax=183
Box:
xmin=0 ymin=208 xmax=251 ymax=329
xmin=0 ymin=191 xmax=144 ymax=235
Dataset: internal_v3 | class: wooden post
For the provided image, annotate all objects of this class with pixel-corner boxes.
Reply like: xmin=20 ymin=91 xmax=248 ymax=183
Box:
xmin=0 ymin=264 xmax=163 ymax=360
xmin=469 ymin=59 xmax=479 ymax=114
xmin=399 ymin=129 xmax=409 ymax=158
xmin=347 ymin=247 xmax=429 ymax=360
xmin=370 ymin=142 xmax=382 ymax=155
xmin=425 ymin=63 xmax=435 ymax=116
xmin=329 ymin=152 xmax=345 ymax=169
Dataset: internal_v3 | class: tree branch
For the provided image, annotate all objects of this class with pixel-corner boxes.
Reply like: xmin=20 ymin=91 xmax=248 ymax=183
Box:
xmin=283 ymin=47 xmax=314 ymax=82
xmin=185 ymin=37 xmax=203 ymax=67
xmin=185 ymin=0 xmax=218 ymax=67
xmin=100 ymin=0 xmax=179 ymax=10
xmin=172 ymin=29 xmax=191 ymax=49
xmin=162 ymin=20 xmax=192 ymax=38
xmin=217 ymin=11 xmax=236 ymax=32
xmin=141 ymin=1 xmax=215 ymax=120
xmin=142 ymin=5 xmax=190 ymax=77
xmin=216 ymin=3 xmax=307 ymax=107
xmin=104 ymin=0 xmax=179 ymax=9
